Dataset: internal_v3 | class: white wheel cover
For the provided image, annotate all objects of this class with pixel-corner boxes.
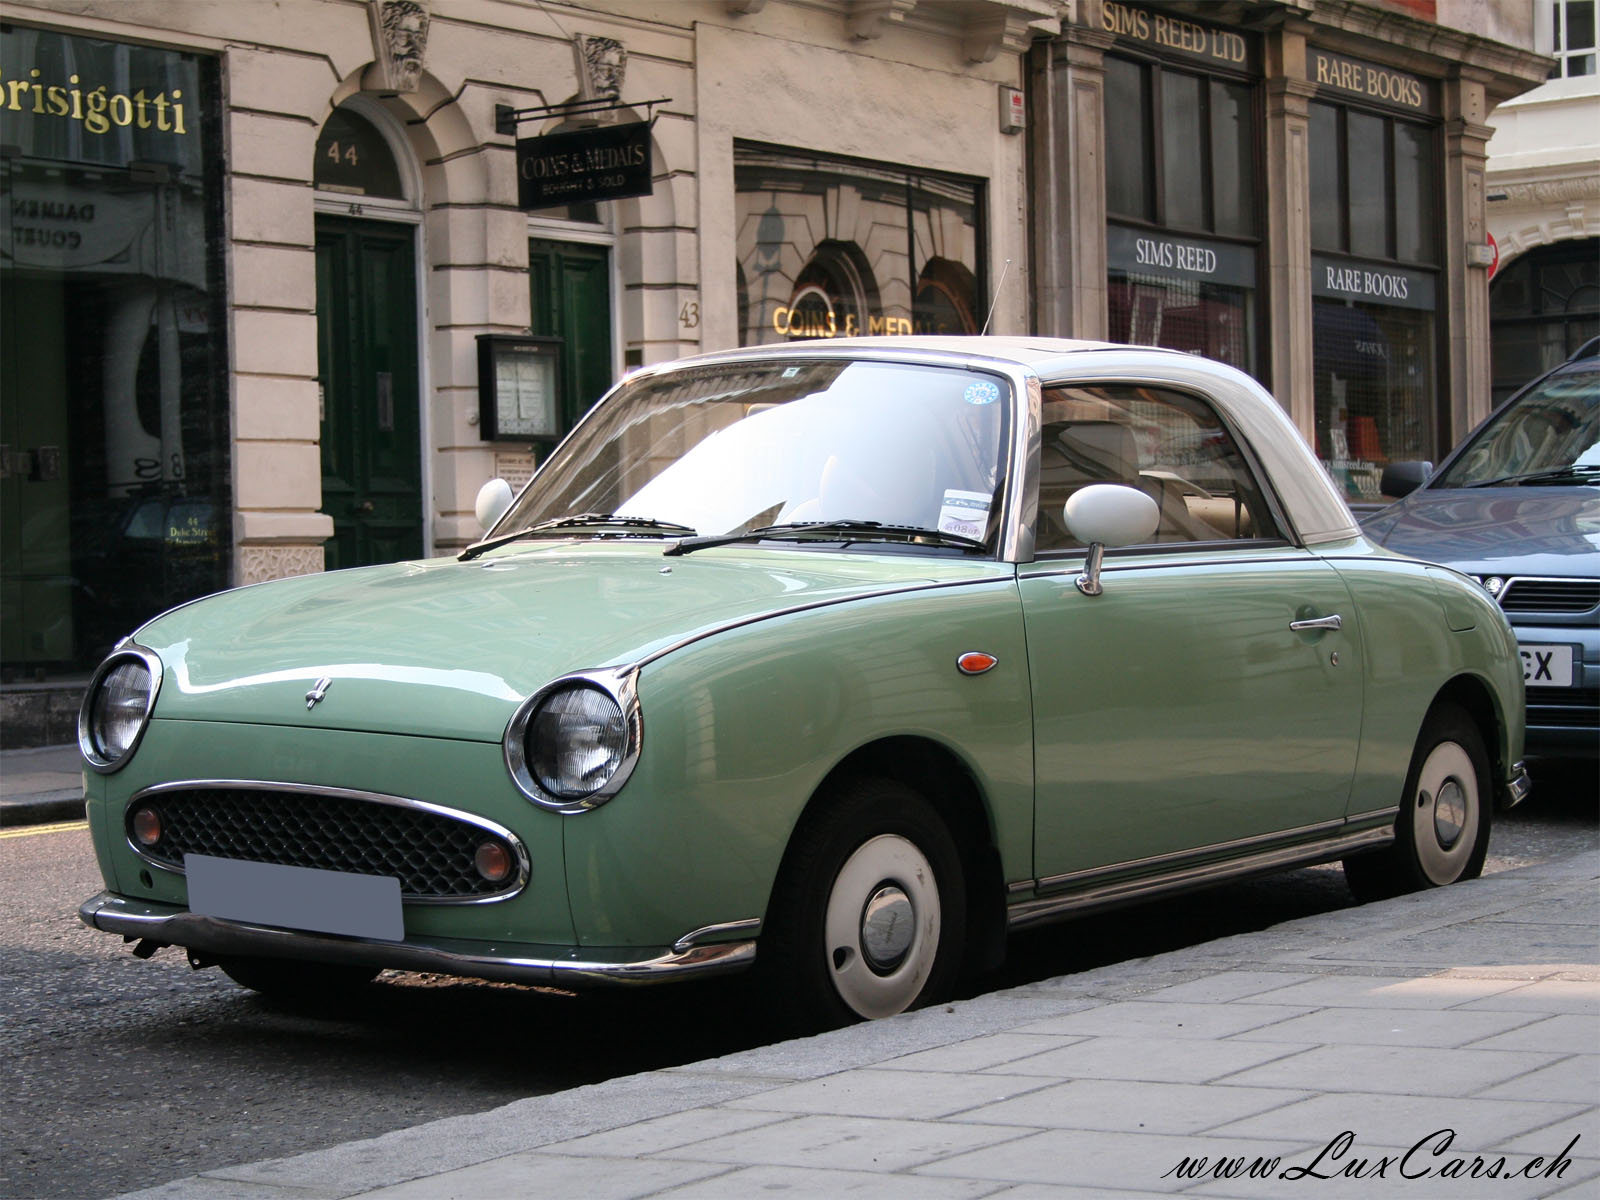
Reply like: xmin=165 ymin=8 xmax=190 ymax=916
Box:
xmin=823 ymin=834 xmax=941 ymax=1020
xmin=1411 ymin=740 xmax=1479 ymax=886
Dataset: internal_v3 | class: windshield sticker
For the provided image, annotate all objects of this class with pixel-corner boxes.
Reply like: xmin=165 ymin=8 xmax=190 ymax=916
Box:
xmin=938 ymin=490 xmax=991 ymax=539
xmin=782 ymin=367 xmax=801 ymax=378
xmin=964 ymin=380 xmax=1000 ymax=406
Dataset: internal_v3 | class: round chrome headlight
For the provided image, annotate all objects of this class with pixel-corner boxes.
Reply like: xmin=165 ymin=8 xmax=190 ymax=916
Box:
xmin=79 ymin=648 xmax=161 ymax=772
xmin=505 ymin=672 xmax=642 ymax=813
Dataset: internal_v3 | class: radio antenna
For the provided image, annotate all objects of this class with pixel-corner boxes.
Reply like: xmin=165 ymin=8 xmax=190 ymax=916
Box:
xmin=980 ymin=258 xmax=1012 ymax=336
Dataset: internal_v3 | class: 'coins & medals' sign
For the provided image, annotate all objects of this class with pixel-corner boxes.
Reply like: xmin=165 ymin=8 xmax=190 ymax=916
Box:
xmin=516 ymin=121 xmax=652 ymax=209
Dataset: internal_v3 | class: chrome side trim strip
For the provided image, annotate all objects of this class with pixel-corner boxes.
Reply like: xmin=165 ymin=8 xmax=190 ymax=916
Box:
xmin=123 ymin=780 xmax=532 ymax=906
xmin=1007 ymin=825 xmax=1393 ymax=930
xmin=79 ymin=892 xmax=757 ymax=988
xmin=1034 ymin=818 xmax=1348 ymax=894
xmin=1343 ymin=806 xmax=1402 ymax=829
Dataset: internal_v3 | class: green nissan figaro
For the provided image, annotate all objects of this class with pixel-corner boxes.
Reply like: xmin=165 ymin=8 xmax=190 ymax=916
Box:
xmin=78 ymin=337 xmax=1529 ymax=1027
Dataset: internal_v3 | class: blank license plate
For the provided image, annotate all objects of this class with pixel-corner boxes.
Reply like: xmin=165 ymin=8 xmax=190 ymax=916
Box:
xmin=1519 ymin=643 xmax=1574 ymax=688
xmin=185 ymin=854 xmax=404 ymax=942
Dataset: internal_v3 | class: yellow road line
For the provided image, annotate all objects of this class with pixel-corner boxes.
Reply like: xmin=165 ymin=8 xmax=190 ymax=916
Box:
xmin=0 ymin=820 xmax=89 ymax=838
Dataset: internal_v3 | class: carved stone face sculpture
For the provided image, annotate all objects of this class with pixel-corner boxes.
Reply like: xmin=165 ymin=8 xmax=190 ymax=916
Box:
xmin=374 ymin=0 xmax=429 ymax=93
xmin=577 ymin=35 xmax=626 ymax=102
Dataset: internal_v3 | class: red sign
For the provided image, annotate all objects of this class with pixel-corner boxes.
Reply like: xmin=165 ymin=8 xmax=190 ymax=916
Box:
xmin=1488 ymin=233 xmax=1500 ymax=280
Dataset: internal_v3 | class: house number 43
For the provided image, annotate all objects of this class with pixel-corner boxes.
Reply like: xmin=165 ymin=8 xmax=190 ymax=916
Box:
xmin=679 ymin=301 xmax=700 ymax=329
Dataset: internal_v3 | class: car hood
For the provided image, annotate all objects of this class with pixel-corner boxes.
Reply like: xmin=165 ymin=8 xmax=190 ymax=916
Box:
xmin=136 ymin=541 xmax=1002 ymax=741
xmin=1362 ymin=487 xmax=1600 ymax=577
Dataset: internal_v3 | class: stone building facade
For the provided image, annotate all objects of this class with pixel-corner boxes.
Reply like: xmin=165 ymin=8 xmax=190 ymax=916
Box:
xmin=0 ymin=0 xmax=1557 ymax=740
xmin=1 ymin=0 xmax=1048 ymax=710
xmin=1031 ymin=0 xmax=1548 ymax=503
xmin=1483 ymin=0 xmax=1599 ymax=403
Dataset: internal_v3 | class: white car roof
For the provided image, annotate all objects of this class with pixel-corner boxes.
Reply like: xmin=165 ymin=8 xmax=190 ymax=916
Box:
xmin=659 ymin=337 xmax=1361 ymax=546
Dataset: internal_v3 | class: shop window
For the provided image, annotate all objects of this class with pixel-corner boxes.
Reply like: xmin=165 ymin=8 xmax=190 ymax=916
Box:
xmin=1103 ymin=57 xmax=1258 ymax=238
xmin=1490 ymin=240 xmax=1600 ymax=405
xmin=1 ymin=26 xmax=229 ymax=674
xmin=1309 ymin=95 xmax=1442 ymax=502
xmin=1308 ymin=101 xmax=1438 ymax=266
xmin=734 ymin=143 xmax=985 ymax=346
xmin=1103 ymin=49 xmax=1263 ymax=379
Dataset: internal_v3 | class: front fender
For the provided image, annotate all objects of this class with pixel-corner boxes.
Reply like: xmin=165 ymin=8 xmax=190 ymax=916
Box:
xmin=561 ymin=577 xmax=1033 ymax=947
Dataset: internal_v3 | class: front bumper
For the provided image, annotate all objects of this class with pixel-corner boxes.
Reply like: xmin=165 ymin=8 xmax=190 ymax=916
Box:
xmin=1514 ymin=624 xmax=1598 ymax=760
xmin=79 ymin=892 xmax=758 ymax=987
xmin=1505 ymin=761 xmax=1533 ymax=810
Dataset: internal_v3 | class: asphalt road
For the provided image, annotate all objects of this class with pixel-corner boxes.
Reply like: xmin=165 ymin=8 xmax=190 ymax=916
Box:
xmin=3 ymin=765 xmax=1593 ymax=1200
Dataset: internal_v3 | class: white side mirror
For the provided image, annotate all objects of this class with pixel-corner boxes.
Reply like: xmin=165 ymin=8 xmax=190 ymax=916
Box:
xmin=1063 ymin=483 xmax=1160 ymax=547
xmin=1062 ymin=484 xmax=1159 ymax=596
xmin=475 ymin=478 xmax=514 ymax=532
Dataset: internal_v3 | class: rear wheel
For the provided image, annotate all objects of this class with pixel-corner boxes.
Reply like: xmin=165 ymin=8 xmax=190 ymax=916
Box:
xmin=1344 ymin=704 xmax=1491 ymax=902
xmin=763 ymin=778 xmax=965 ymax=1030
xmin=216 ymin=956 xmax=380 ymax=1001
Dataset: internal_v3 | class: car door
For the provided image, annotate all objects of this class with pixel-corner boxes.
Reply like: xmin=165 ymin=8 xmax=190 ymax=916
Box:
xmin=1019 ymin=381 xmax=1364 ymax=887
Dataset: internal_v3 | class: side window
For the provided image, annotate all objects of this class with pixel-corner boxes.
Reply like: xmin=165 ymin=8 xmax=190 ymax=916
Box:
xmin=1034 ymin=384 xmax=1282 ymax=553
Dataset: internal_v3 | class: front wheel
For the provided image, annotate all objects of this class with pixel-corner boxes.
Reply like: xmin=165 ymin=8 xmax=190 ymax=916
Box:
xmin=762 ymin=778 xmax=966 ymax=1030
xmin=1344 ymin=704 xmax=1491 ymax=902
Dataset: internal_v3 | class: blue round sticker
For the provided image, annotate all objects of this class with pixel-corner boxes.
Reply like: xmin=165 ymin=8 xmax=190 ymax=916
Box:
xmin=965 ymin=381 xmax=1000 ymax=406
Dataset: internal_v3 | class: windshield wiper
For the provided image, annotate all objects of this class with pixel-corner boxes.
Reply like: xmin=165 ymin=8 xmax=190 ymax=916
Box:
xmin=1462 ymin=464 xmax=1600 ymax=489
xmin=460 ymin=514 xmax=698 ymax=561
xmin=663 ymin=519 xmax=987 ymax=558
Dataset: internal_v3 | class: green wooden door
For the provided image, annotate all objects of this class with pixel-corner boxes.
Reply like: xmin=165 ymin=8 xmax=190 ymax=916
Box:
xmin=528 ymin=239 xmax=613 ymax=431
xmin=316 ymin=217 xmax=422 ymax=570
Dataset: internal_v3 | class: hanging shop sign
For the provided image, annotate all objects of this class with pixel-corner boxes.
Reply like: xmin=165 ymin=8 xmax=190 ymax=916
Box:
xmin=1107 ymin=226 xmax=1257 ymax=289
xmin=1307 ymin=49 xmax=1436 ymax=116
xmin=1312 ymin=254 xmax=1436 ymax=310
xmin=515 ymin=120 xmax=652 ymax=209
xmin=1100 ymin=1 xmax=1259 ymax=73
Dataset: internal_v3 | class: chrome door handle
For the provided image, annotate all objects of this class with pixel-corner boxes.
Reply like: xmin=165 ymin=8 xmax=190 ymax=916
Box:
xmin=1289 ymin=614 xmax=1342 ymax=632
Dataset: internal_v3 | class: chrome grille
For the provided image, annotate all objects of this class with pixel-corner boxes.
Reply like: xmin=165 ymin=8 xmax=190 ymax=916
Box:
xmin=1526 ymin=687 xmax=1599 ymax=729
xmin=127 ymin=785 xmax=523 ymax=901
xmin=1499 ymin=578 xmax=1600 ymax=614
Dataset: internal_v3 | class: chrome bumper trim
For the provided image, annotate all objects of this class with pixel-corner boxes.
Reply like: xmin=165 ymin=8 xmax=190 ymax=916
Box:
xmin=1505 ymin=761 xmax=1533 ymax=810
xmin=78 ymin=892 xmax=756 ymax=987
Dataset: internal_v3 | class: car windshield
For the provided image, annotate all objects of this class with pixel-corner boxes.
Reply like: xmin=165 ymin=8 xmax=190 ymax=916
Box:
xmin=1433 ymin=365 xmax=1600 ymax=488
xmin=491 ymin=358 xmax=1013 ymax=550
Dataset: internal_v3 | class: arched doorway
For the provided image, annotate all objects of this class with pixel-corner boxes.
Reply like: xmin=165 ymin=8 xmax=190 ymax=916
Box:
xmin=1490 ymin=238 xmax=1599 ymax=406
xmin=313 ymin=100 xmax=424 ymax=568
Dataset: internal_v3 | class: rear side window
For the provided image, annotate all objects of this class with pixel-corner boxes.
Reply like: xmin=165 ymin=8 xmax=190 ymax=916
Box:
xmin=1034 ymin=383 xmax=1282 ymax=553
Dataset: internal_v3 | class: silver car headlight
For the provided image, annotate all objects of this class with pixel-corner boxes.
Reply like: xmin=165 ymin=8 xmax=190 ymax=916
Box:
xmin=504 ymin=670 xmax=642 ymax=813
xmin=79 ymin=647 xmax=162 ymax=772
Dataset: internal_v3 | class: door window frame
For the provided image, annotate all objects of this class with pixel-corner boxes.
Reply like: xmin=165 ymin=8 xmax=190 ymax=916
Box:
xmin=1028 ymin=381 xmax=1294 ymax=561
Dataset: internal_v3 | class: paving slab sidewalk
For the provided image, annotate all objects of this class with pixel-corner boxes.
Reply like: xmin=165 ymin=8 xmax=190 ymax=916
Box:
xmin=0 ymin=743 xmax=83 ymax=826
xmin=116 ymin=848 xmax=1600 ymax=1200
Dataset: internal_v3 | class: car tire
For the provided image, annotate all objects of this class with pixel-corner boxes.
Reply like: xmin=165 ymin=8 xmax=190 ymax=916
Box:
xmin=763 ymin=777 xmax=966 ymax=1030
xmin=1343 ymin=703 xmax=1492 ymax=902
xmin=216 ymin=956 xmax=380 ymax=1001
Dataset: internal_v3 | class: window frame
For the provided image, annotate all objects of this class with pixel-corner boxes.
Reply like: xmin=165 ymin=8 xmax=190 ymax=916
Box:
xmin=1029 ymin=381 xmax=1293 ymax=560
xmin=1307 ymin=99 xmax=1441 ymax=269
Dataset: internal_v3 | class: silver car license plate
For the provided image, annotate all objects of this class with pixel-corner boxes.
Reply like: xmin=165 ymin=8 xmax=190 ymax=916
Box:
xmin=1518 ymin=643 xmax=1574 ymax=688
xmin=185 ymin=854 xmax=404 ymax=941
